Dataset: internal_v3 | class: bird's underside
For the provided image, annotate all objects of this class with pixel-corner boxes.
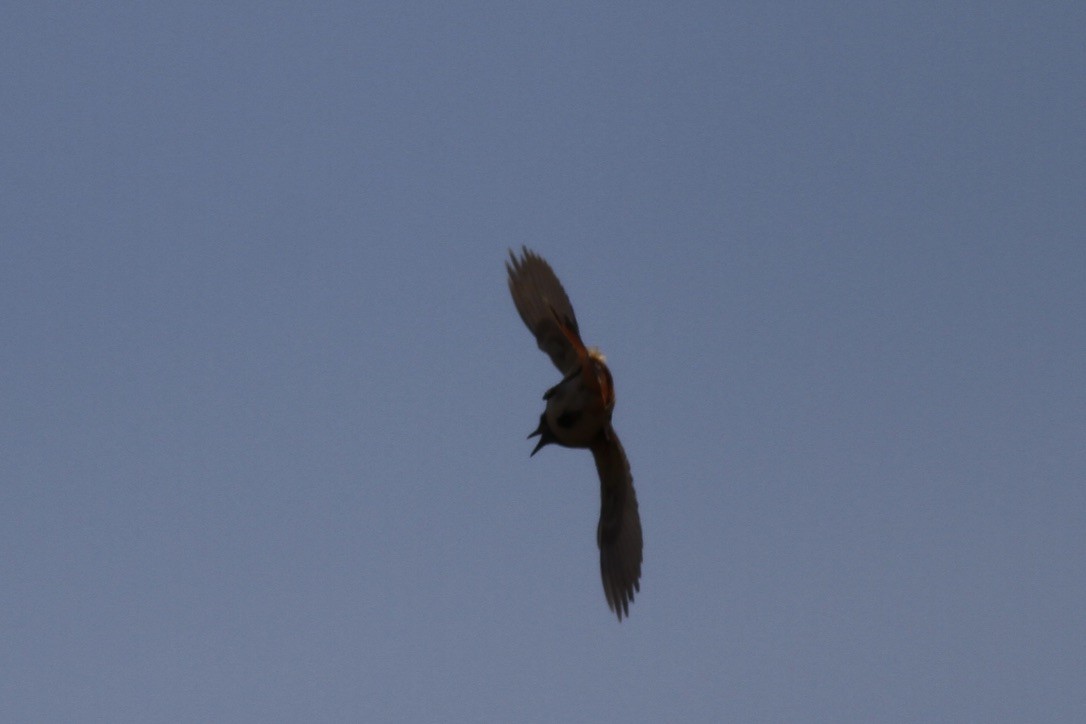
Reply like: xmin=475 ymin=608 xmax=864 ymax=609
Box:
xmin=506 ymin=247 xmax=643 ymax=621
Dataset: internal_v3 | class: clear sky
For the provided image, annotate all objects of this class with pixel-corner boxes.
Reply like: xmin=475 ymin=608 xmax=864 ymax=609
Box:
xmin=3 ymin=3 xmax=1084 ymax=722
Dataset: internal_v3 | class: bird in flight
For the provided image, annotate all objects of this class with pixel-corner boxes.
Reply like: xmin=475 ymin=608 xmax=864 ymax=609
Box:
xmin=506 ymin=247 xmax=643 ymax=621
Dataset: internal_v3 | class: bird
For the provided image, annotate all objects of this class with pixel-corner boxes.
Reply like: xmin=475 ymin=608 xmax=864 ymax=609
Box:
xmin=506 ymin=247 xmax=643 ymax=621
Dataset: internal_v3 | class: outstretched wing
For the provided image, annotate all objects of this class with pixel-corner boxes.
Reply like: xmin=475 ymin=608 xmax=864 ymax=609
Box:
xmin=591 ymin=427 xmax=643 ymax=621
xmin=506 ymin=247 xmax=582 ymax=373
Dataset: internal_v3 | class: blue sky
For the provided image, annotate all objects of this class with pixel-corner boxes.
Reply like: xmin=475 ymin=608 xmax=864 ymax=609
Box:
xmin=3 ymin=3 xmax=1084 ymax=721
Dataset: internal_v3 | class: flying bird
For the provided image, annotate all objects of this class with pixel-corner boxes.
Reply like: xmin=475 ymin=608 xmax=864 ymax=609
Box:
xmin=506 ymin=247 xmax=643 ymax=621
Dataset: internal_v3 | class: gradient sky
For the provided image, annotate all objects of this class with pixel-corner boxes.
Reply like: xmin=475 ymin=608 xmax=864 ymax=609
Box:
xmin=3 ymin=4 xmax=1084 ymax=722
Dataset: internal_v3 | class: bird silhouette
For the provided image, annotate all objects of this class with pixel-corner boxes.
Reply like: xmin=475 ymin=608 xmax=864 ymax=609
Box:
xmin=506 ymin=247 xmax=643 ymax=621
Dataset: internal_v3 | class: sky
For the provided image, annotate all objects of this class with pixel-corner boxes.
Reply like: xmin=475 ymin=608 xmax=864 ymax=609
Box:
xmin=2 ymin=3 xmax=1084 ymax=722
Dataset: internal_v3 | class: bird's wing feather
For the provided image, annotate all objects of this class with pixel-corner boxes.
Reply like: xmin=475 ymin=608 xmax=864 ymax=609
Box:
xmin=591 ymin=427 xmax=643 ymax=621
xmin=506 ymin=247 xmax=582 ymax=373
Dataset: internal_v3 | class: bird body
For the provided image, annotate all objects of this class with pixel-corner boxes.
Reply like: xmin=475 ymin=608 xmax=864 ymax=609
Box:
xmin=506 ymin=247 xmax=643 ymax=621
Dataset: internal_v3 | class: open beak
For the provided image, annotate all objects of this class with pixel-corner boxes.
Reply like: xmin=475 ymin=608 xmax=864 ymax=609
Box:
xmin=527 ymin=415 xmax=554 ymax=456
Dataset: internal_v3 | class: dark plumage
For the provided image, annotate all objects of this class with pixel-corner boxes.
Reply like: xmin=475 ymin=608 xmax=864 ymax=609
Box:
xmin=507 ymin=247 xmax=643 ymax=621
